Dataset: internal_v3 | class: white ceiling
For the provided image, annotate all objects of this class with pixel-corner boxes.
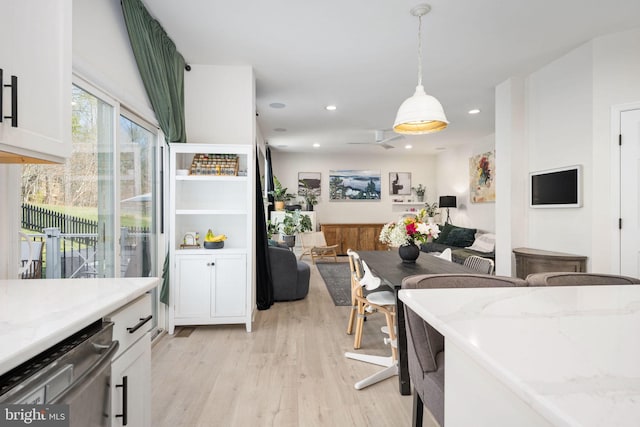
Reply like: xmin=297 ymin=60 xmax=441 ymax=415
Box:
xmin=144 ymin=0 xmax=640 ymax=155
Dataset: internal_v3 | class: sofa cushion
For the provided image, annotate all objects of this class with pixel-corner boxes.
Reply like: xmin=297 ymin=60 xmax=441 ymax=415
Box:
xmin=433 ymin=223 xmax=454 ymax=244
xmin=466 ymin=233 xmax=495 ymax=253
xmin=441 ymin=226 xmax=477 ymax=247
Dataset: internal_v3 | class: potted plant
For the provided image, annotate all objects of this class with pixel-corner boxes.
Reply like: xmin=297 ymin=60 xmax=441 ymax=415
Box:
xmin=423 ymin=201 xmax=438 ymax=223
xmin=268 ymin=175 xmax=296 ymax=211
xmin=266 ymin=218 xmax=281 ymax=240
xmin=281 ymin=210 xmax=312 ymax=247
xmin=411 ymin=184 xmax=426 ymax=202
xmin=298 ymin=179 xmax=319 ymax=211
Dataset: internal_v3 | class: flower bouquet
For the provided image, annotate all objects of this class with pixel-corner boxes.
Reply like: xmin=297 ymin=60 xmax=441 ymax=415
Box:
xmin=379 ymin=209 xmax=441 ymax=248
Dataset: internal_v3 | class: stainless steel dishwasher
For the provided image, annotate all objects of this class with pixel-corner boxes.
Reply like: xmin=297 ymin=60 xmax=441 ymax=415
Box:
xmin=0 ymin=320 xmax=119 ymax=426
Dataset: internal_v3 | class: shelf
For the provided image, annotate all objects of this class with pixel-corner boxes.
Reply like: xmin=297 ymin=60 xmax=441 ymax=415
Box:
xmin=175 ymin=248 xmax=248 ymax=255
xmin=175 ymin=175 xmax=247 ymax=182
xmin=176 ymin=209 xmax=248 ymax=215
xmin=392 ymin=202 xmax=425 ymax=205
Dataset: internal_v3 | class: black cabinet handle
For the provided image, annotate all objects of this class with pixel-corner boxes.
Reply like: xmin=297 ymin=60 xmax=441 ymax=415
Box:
xmin=115 ymin=375 xmax=128 ymax=426
xmin=126 ymin=315 xmax=152 ymax=334
xmin=0 ymin=70 xmax=18 ymax=127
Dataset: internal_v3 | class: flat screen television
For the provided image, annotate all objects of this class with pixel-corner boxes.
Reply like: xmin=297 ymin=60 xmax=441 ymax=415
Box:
xmin=530 ymin=165 xmax=582 ymax=208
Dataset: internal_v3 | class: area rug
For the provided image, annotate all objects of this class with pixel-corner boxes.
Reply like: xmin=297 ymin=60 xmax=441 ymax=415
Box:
xmin=316 ymin=262 xmax=351 ymax=306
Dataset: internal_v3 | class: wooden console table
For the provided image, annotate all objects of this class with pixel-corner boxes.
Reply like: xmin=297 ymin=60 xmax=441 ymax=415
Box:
xmin=320 ymin=223 xmax=387 ymax=255
xmin=512 ymin=247 xmax=587 ymax=279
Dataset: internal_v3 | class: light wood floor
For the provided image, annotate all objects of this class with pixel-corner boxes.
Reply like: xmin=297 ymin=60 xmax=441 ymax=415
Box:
xmin=151 ymin=259 xmax=439 ymax=427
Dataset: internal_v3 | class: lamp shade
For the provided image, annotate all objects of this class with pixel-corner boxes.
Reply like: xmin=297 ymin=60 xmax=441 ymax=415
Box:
xmin=393 ymin=85 xmax=448 ymax=135
xmin=439 ymin=195 xmax=457 ymax=208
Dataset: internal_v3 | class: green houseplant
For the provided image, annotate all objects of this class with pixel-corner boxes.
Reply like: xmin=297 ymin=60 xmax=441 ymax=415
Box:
xmin=281 ymin=210 xmax=312 ymax=247
xmin=423 ymin=201 xmax=438 ymax=219
xmin=298 ymin=180 xmax=319 ymax=211
xmin=268 ymin=175 xmax=296 ymax=210
xmin=266 ymin=218 xmax=281 ymax=240
xmin=411 ymin=184 xmax=426 ymax=202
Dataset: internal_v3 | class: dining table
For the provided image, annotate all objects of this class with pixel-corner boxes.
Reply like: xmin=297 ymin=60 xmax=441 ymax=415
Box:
xmin=357 ymin=250 xmax=478 ymax=395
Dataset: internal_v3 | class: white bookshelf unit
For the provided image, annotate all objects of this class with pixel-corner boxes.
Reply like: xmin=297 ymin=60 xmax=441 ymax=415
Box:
xmin=168 ymin=143 xmax=254 ymax=333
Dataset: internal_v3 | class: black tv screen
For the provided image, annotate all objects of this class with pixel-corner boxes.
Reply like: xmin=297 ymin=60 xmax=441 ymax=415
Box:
xmin=530 ymin=166 xmax=581 ymax=208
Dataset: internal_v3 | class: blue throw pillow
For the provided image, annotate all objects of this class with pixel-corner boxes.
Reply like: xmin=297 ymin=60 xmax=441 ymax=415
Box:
xmin=441 ymin=227 xmax=477 ymax=248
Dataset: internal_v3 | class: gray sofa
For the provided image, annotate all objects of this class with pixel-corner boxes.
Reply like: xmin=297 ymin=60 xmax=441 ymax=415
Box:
xmin=420 ymin=223 xmax=495 ymax=265
xmin=268 ymin=246 xmax=310 ymax=301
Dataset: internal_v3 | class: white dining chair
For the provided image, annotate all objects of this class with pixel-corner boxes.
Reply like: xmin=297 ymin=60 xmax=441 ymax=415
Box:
xmin=344 ymin=258 xmax=398 ymax=390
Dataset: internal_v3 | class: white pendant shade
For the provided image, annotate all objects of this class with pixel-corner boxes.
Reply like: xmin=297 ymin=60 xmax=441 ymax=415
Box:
xmin=393 ymin=85 xmax=448 ymax=134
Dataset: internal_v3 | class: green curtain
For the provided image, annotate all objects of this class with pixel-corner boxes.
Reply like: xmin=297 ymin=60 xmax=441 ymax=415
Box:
xmin=121 ymin=0 xmax=188 ymax=305
xmin=121 ymin=0 xmax=187 ymax=144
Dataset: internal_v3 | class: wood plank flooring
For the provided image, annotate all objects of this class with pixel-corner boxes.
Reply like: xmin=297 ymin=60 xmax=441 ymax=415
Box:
xmin=151 ymin=259 xmax=439 ymax=427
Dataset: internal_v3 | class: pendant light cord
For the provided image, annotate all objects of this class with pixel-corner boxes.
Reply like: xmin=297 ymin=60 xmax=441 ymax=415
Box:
xmin=417 ymin=14 xmax=423 ymax=87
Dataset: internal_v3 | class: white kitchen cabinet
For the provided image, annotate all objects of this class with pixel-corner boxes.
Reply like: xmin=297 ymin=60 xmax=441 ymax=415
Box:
xmin=174 ymin=253 xmax=247 ymax=319
xmin=168 ymin=144 xmax=254 ymax=334
xmin=0 ymin=0 xmax=72 ymax=163
xmin=106 ymin=293 xmax=152 ymax=427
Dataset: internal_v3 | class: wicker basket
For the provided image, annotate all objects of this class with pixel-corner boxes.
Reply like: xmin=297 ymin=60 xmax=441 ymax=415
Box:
xmin=189 ymin=153 xmax=239 ymax=176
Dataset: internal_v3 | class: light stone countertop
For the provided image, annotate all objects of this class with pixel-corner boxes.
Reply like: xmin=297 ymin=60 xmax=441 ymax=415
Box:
xmin=399 ymin=285 xmax=640 ymax=427
xmin=0 ymin=277 xmax=159 ymax=374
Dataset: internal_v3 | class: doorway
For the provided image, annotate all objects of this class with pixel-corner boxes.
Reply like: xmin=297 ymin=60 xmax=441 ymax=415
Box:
xmin=618 ymin=106 xmax=640 ymax=277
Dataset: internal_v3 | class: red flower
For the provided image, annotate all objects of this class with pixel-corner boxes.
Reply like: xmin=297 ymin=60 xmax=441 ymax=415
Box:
xmin=406 ymin=222 xmax=417 ymax=235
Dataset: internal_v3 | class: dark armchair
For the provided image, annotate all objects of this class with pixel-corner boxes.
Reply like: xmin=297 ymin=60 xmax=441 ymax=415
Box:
xmin=268 ymin=246 xmax=310 ymax=301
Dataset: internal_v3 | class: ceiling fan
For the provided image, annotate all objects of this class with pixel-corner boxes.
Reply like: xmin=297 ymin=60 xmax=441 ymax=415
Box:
xmin=346 ymin=130 xmax=403 ymax=150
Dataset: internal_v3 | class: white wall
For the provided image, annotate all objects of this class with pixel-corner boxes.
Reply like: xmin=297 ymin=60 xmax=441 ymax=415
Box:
xmin=526 ymin=42 xmax=594 ymax=258
xmin=592 ymin=28 xmax=640 ymax=272
xmin=270 ymin=151 xmax=438 ymax=225
xmin=435 ymin=135 xmax=496 ymax=233
xmin=72 ymin=0 xmax=153 ymax=120
xmin=185 ymin=65 xmax=256 ymax=145
xmin=497 ymin=28 xmax=640 ymax=274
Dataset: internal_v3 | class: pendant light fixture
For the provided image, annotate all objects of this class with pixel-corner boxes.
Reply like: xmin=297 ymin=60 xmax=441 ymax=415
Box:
xmin=393 ymin=4 xmax=448 ymax=135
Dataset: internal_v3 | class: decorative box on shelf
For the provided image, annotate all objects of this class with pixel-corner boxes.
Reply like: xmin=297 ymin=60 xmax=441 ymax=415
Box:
xmin=189 ymin=153 xmax=239 ymax=176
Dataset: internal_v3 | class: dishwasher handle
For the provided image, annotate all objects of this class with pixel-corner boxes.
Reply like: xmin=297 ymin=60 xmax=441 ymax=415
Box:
xmin=50 ymin=340 xmax=119 ymax=404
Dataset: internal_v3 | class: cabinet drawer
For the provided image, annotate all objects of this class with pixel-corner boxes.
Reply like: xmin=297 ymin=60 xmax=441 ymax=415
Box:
xmin=106 ymin=293 xmax=152 ymax=359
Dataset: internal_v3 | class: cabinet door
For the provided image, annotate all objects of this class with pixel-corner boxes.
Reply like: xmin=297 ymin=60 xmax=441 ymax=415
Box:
xmin=175 ymin=255 xmax=212 ymax=318
xmin=111 ymin=333 xmax=151 ymax=427
xmin=212 ymin=254 xmax=246 ymax=317
xmin=0 ymin=0 xmax=72 ymax=163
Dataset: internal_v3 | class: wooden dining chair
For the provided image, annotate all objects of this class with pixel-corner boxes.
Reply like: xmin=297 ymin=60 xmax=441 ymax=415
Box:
xmin=299 ymin=231 xmax=338 ymax=264
xmin=345 ymin=250 xmax=398 ymax=390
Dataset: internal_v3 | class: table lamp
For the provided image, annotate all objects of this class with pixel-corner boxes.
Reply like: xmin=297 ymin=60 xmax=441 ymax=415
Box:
xmin=438 ymin=196 xmax=457 ymax=224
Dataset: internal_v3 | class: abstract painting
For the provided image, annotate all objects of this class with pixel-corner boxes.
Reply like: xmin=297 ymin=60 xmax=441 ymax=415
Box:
xmin=389 ymin=172 xmax=411 ymax=195
xmin=329 ymin=170 xmax=381 ymax=200
xmin=469 ymin=151 xmax=495 ymax=203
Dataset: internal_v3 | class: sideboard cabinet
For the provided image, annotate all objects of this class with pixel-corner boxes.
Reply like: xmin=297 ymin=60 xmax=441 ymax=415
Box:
xmin=512 ymin=247 xmax=587 ymax=279
xmin=321 ymin=223 xmax=387 ymax=255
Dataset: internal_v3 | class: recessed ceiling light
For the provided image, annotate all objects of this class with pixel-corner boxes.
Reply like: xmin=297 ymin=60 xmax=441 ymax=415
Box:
xmin=325 ymin=105 xmax=337 ymax=111
xmin=273 ymin=128 xmax=287 ymax=132
xmin=405 ymin=144 xmax=413 ymax=149
xmin=313 ymin=143 xmax=320 ymax=148
xmin=269 ymin=102 xmax=286 ymax=109
xmin=468 ymin=109 xmax=481 ymax=115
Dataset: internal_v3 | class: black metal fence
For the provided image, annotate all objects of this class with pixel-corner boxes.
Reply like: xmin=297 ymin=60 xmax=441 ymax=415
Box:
xmin=21 ymin=204 xmax=151 ymax=279
xmin=22 ymin=203 xmax=99 ymax=236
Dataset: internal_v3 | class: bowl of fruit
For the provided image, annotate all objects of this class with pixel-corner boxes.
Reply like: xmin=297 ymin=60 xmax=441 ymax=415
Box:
xmin=203 ymin=229 xmax=226 ymax=249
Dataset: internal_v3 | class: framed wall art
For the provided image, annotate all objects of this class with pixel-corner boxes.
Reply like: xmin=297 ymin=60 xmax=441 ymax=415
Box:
xmin=329 ymin=170 xmax=381 ymax=200
xmin=469 ymin=150 xmax=495 ymax=203
xmin=298 ymin=172 xmax=321 ymax=196
xmin=389 ymin=172 xmax=411 ymax=195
